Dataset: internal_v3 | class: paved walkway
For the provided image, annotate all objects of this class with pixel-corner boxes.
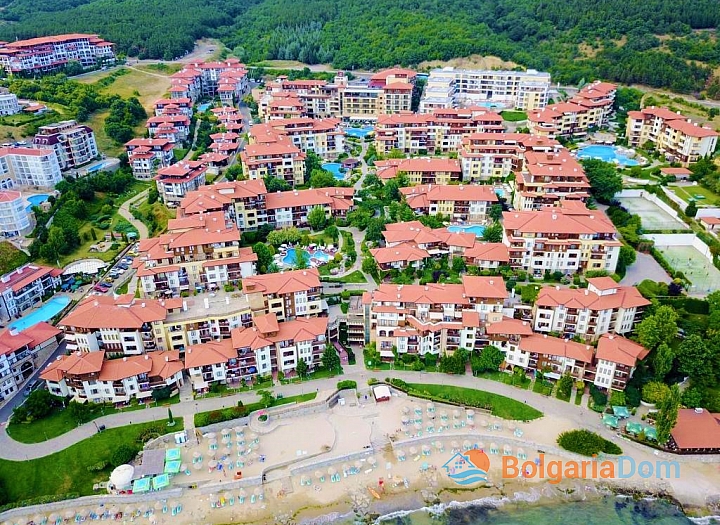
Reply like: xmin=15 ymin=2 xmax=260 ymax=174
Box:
xmin=117 ymin=190 xmax=150 ymax=239
xmin=621 ymin=251 xmax=671 ymax=286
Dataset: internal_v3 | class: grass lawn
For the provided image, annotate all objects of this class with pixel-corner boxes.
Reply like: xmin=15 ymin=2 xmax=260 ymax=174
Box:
xmin=323 ymin=270 xmax=367 ymax=284
xmin=194 ymin=392 xmax=317 ymax=426
xmin=115 ymin=280 xmax=130 ymax=294
xmin=669 ymin=184 xmax=720 ymax=206
xmin=406 ymin=383 xmax=542 ymax=420
xmin=7 ymin=396 xmax=181 ymax=444
xmin=500 ymin=110 xmax=528 ymax=122
xmin=77 ymin=66 xmax=172 ymax=111
xmin=0 ymin=417 xmax=180 ymax=503
xmin=556 ymin=389 xmax=571 ymax=402
xmin=574 ymin=390 xmax=584 ymax=405
xmin=85 ymin=110 xmax=146 ymax=158
xmin=0 ymin=241 xmax=29 ymax=274
xmin=532 ymin=379 xmax=553 ymax=396
xmin=308 ymin=232 xmax=337 ymax=246
xmin=134 ymin=200 xmax=176 ymax=235
xmin=136 ymin=63 xmax=184 ymax=75
xmin=475 ymin=371 xmax=531 ymax=390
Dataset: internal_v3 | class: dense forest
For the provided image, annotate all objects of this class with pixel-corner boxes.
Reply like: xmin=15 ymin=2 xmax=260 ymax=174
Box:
xmin=0 ymin=0 xmax=719 ymax=93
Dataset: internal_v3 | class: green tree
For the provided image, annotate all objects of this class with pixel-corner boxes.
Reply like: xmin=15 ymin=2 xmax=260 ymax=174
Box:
xmin=383 ymin=179 xmax=401 ymax=202
xmin=581 ymin=159 xmax=623 ymax=203
xmin=252 ymin=242 xmax=274 ymax=273
xmin=635 ymin=305 xmax=679 ymax=350
xmin=652 ymin=342 xmax=674 ymax=382
xmin=322 ymin=344 xmax=341 ymax=373
xmin=296 ymin=358 xmax=308 ymax=379
xmin=451 ymin=256 xmax=466 ymax=274
xmin=363 ymin=342 xmax=381 ymax=368
xmin=685 ymin=200 xmax=698 ymax=218
xmin=167 ymin=408 xmax=174 ymax=425
xmin=557 ymin=373 xmax=574 ymax=399
xmin=224 ymin=164 xmax=245 ymax=181
xmin=308 ymin=169 xmax=338 ymax=188
xmin=482 ymin=222 xmax=504 ymax=243
xmin=677 ymin=334 xmax=716 ymax=386
xmin=655 ymin=384 xmax=680 ymax=444
xmin=470 ymin=346 xmax=505 ymax=374
xmin=23 ymin=390 xmax=57 ymax=420
xmin=362 ymin=256 xmax=378 ymax=275
xmin=147 ymin=186 xmax=159 ymax=204
xmin=264 ymin=176 xmax=291 ymax=193
xmin=618 ymin=245 xmax=636 ymax=270
xmin=257 ymin=389 xmax=275 ymax=408
xmin=307 ymin=205 xmax=327 ymax=231
xmin=488 ymin=203 xmax=503 ymax=222
xmin=111 ymin=444 xmax=138 ymax=467
xmin=267 ymin=227 xmax=302 ymax=246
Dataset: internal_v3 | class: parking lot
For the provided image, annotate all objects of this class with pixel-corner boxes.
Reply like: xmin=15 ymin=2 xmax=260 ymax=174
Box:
xmin=90 ymin=243 xmax=139 ymax=295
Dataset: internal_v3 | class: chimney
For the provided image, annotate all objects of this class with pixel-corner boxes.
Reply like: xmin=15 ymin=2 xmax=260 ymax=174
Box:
xmin=165 ymin=356 xmax=169 ymax=362
xmin=94 ymin=300 xmax=99 ymax=307
xmin=584 ymin=289 xmax=589 ymax=295
xmin=123 ymin=357 xmax=127 ymax=361
xmin=144 ymin=354 xmax=149 ymax=360
xmin=141 ymin=302 xmax=146 ymax=308
xmin=9 ymin=327 xmax=18 ymax=337
xmin=182 ymin=300 xmax=188 ymax=311
xmin=16 ymin=267 xmax=22 ymax=274
xmin=543 ymin=334 xmax=547 ymax=338
xmin=204 ymin=298 xmax=210 ymax=309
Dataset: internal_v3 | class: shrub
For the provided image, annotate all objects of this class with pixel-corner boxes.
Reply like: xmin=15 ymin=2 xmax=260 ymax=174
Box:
xmin=337 ymin=380 xmax=357 ymax=390
xmin=86 ymin=461 xmax=109 ymax=472
xmin=589 ymin=384 xmax=607 ymax=407
xmin=389 ymin=378 xmax=408 ymax=389
xmin=642 ymin=381 xmax=670 ymax=404
xmin=557 ymin=429 xmax=622 ymax=456
xmin=111 ymin=444 xmax=139 ymax=466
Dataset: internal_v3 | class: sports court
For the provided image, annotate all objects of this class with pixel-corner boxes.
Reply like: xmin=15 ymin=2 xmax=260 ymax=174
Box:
xmin=655 ymin=244 xmax=720 ymax=296
xmin=616 ymin=197 xmax=688 ymax=231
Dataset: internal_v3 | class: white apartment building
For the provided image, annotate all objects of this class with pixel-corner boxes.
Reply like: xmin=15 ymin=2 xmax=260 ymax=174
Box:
xmin=125 ymin=138 xmax=176 ymax=180
xmin=0 ymin=89 xmax=20 ymax=116
xmin=421 ymin=68 xmax=551 ymax=111
xmin=154 ymin=161 xmax=207 ymax=206
xmin=33 ymin=120 xmax=98 ymax=170
xmin=0 ymin=147 xmax=63 ymax=188
xmin=0 ymin=264 xmax=62 ymax=322
xmin=0 ymin=190 xmax=33 ymax=237
xmin=242 ymin=269 xmax=324 ymax=322
xmin=0 ymin=34 xmax=115 ymax=75
xmin=533 ymin=278 xmax=650 ymax=341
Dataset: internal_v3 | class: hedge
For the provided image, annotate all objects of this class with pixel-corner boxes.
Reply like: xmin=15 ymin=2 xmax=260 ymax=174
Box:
xmin=0 ymin=494 xmax=81 ymax=513
xmin=337 ymin=380 xmax=357 ymax=390
xmin=557 ymin=429 xmax=622 ymax=456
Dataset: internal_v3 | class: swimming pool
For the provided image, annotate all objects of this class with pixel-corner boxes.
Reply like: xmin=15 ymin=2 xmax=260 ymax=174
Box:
xmin=282 ymin=248 xmax=330 ymax=266
xmin=344 ymin=126 xmax=374 ymax=139
xmin=197 ymin=103 xmax=211 ymax=112
xmin=322 ymin=163 xmax=346 ymax=180
xmin=447 ymin=224 xmax=486 ymax=237
xmin=576 ymin=145 xmax=639 ymax=167
xmin=477 ymin=101 xmax=504 ymax=109
xmin=25 ymin=194 xmax=49 ymax=211
xmin=10 ymin=296 xmax=70 ymax=332
xmin=87 ymin=162 xmax=106 ymax=174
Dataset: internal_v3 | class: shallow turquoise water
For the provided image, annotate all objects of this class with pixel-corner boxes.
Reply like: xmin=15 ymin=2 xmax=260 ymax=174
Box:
xmin=10 ymin=296 xmax=70 ymax=331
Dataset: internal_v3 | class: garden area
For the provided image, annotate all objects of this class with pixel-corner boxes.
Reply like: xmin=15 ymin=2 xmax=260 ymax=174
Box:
xmin=194 ymin=391 xmax=317 ymax=427
xmin=0 ymin=417 xmax=180 ymax=507
xmin=557 ymin=429 xmax=622 ymax=456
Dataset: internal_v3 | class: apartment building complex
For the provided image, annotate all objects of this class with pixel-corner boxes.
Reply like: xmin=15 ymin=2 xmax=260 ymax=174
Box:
xmin=375 ymin=158 xmax=462 ymax=184
xmin=420 ymin=68 xmax=551 ymax=111
xmin=459 ymin=132 xmax=561 ymax=182
xmin=374 ymin=108 xmax=504 ymax=156
xmin=169 ymin=59 xmax=249 ymax=105
xmin=154 ymin=98 xmax=193 ymax=118
xmin=125 ymin=138 xmax=175 ymax=180
xmin=0 ymin=34 xmax=115 ymax=75
xmin=0 ymin=147 xmax=63 ymax=188
xmin=0 ymin=89 xmax=20 ymax=116
xmin=532 ymin=278 xmax=650 ymax=340
xmin=242 ymin=269 xmax=323 ymax=322
xmin=512 ymin=149 xmax=591 ymax=210
xmin=0 ymin=190 xmax=33 ymax=237
xmin=626 ymin=107 xmax=718 ymax=165
xmin=32 ymin=120 xmax=98 ymax=170
xmin=155 ymin=160 xmax=207 ymax=206
xmin=503 ymin=202 xmax=621 ymax=276
xmin=136 ymin=212 xmax=256 ymax=297
xmin=146 ymin=114 xmax=191 ymax=144
xmin=240 ymin=141 xmax=307 ymax=187
xmin=259 ymin=68 xmax=419 ymax=122
xmin=0 ymin=264 xmax=63 ymax=322
xmin=0 ymin=322 xmax=62 ymax=401
xmin=41 ymin=350 xmax=184 ymax=404
xmin=249 ymin=118 xmax=345 ymax=158
xmin=400 ymin=184 xmax=498 ymax=223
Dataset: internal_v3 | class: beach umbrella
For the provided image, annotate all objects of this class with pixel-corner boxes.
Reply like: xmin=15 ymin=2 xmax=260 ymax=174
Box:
xmin=300 ymin=475 xmax=310 ymax=485
xmin=222 ymin=436 xmax=231 ymax=444
xmin=208 ymin=438 xmax=218 ymax=447
xmin=46 ymin=515 xmax=58 ymax=525
xmin=466 ymin=409 xmax=475 ymax=419
xmin=205 ymin=432 xmax=216 ymax=440
xmin=223 ymin=491 xmax=233 ymax=502
xmin=427 ymin=421 xmax=434 ymax=429
xmin=401 ymin=416 xmax=410 ymax=425
xmin=224 ymin=459 xmax=234 ymax=470
xmin=453 ymin=410 xmax=461 ymax=419
xmin=250 ymin=441 xmax=259 ymax=450
xmin=354 ymin=461 xmax=363 ymax=471
xmin=395 ymin=449 xmax=405 ymax=459
xmin=123 ymin=506 xmax=135 ymax=516
xmin=32 ymin=515 xmax=44 ymax=525
xmin=149 ymin=516 xmax=157 ymax=525
xmin=247 ymin=432 xmax=258 ymax=442
xmin=194 ymin=462 xmax=203 ymax=470
xmin=221 ymin=428 xmax=231 ymax=436
xmin=503 ymin=445 xmax=512 ymax=455
xmin=238 ymin=488 xmax=247 ymax=498
xmin=208 ymin=459 xmax=218 ymax=469
xmin=253 ymin=487 xmax=263 ymax=497
xmin=315 ymin=470 xmax=324 ymax=480
xmin=153 ymin=502 xmax=162 ymax=511
xmin=234 ymin=427 xmax=244 ymax=437
xmin=413 ymin=422 xmax=421 ymax=431
xmin=517 ymin=447 xmax=525 ymax=457
xmin=480 ymin=419 xmax=488 ymax=428
xmin=451 ymin=440 xmax=460 ymax=452
xmin=439 ymin=410 xmax=448 ymax=419
xmin=209 ymin=494 xmax=219 ymax=506
xmin=63 ymin=511 xmax=75 ymax=520
xmin=193 ymin=451 xmax=201 ymax=459
xmin=508 ymin=422 xmax=516 ymax=431
xmin=328 ymin=467 xmax=336 ymax=476
xmin=434 ymin=440 xmax=443 ymax=450
xmin=77 ymin=509 xmax=89 ymax=519
xmin=401 ymin=406 xmax=410 ymax=415
xmin=463 ymin=440 xmax=472 ymax=451
xmin=490 ymin=443 xmax=498 ymax=453
xmin=421 ymin=444 xmax=431 ymax=454
xmin=108 ymin=507 xmax=119 ymax=517
xmin=409 ymin=446 xmax=418 ymax=455
xmin=368 ymin=456 xmax=377 ymax=466
xmin=477 ymin=441 xmax=484 ymax=450
xmin=137 ymin=505 xmax=148 ymax=516
xmin=342 ymin=463 xmax=350 ymax=474
xmin=94 ymin=507 xmax=105 ymax=519
xmin=208 ymin=449 xmax=217 ymax=458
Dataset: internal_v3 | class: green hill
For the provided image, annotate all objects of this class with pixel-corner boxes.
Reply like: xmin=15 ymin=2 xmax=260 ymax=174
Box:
xmin=0 ymin=0 xmax=719 ymax=94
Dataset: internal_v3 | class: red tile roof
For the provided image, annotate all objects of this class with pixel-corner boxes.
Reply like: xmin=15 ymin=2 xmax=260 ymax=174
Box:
xmin=0 ymin=264 xmax=62 ymax=294
xmin=535 ymin=283 xmax=649 ymax=311
xmin=242 ymin=268 xmax=320 ymax=295
xmin=595 ymin=334 xmax=649 ymax=367
xmin=671 ymin=409 xmax=720 ymax=450
xmin=519 ymin=334 xmax=594 ymax=363
xmin=59 ymin=296 xmax=168 ymax=329
xmin=185 ymin=339 xmax=236 ymax=368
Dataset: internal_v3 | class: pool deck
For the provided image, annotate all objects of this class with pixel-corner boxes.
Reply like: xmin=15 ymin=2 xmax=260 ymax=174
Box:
xmin=6 ymin=294 xmax=72 ymax=332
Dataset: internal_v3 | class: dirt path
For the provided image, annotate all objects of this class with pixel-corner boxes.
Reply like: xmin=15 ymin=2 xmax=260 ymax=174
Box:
xmin=118 ymin=190 xmax=150 ymax=239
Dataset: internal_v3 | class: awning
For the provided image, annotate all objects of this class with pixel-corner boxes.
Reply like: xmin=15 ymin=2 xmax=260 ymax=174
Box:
xmin=612 ymin=406 xmax=630 ymax=418
xmin=152 ymin=474 xmax=170 ymax=489
xmin=132 ymin=478 xmax=151 ymax=493
xmin=644 ymin=426 xmax=657 ymax=441
xmin=625 ymin=421 xmax=643 ymax=435
xmin=602 ymin=413 xmax=618 ymax=428
xmin=165 ymin=448 xmax=181 ymax=461
xmin=379 ymin=350 xmax=395 ymax=358
xmin=164 ymin=460 xmax=181 ymax=474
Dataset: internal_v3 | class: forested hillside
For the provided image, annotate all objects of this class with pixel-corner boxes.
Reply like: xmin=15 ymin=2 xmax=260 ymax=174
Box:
xmin=0 ymin=0 xmax=718 ymax=94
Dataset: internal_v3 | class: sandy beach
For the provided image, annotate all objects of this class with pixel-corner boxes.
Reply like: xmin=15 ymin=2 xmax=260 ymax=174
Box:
xmin=3 ymin=390 xmax=720 ymax=525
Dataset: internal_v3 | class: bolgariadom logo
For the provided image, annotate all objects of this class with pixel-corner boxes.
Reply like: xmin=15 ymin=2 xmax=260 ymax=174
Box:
xmin=442 ymin=449 xmax=491 ymax=485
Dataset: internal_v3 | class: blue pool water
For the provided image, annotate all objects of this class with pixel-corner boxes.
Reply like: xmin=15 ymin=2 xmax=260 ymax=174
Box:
xmin=10 ymin=296 xmax=70 ymax=332
xmin=197 ymin=103 xmax=211 ymax=112
xmin=282 ymin=248 xmax=330 ymax=266
xmin=495 ymin=188 xmax=505 ymax=198
xmin=447 ymin=224 xmax=486 ymax=237
xmin=322 ymin=162 xmax=346 ymax=180
xmin=344 ymin=126 xmax=374 ymax=139
xmin=25 ymin=194 xmax=49 ymax=211
xmin=87 ymin=162 xmax=106 ymax=174
xmin=478 ymin=101 xmax=504 ymax=109
xmin=577 ymin=145 xmax=639 ymax=167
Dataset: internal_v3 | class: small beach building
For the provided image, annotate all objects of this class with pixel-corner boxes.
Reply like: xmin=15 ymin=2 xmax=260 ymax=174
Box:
xmin=668 ymin=408 xmax=720 ymax=454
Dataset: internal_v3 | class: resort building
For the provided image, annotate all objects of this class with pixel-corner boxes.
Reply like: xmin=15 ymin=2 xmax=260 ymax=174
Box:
xmin=0 ymin=34 xmax=115 ymax=75
xmin=248 ymin=118 xmax=345 ymax=158
xmin=625 ymin=107 xmax=718 ymax=165
xmin=375 ymin=158 xmax=462 ymax=184
xmin=261 ymin=79 xmax=337 ymax=120
xmin=240 ymin=142 xmax=307 ymax=187
xmin=136 ymin=212 xmax=256 ymax=297
xmin=242 ymin=268 xmax=324 ymax=322
xmin=512 ymin=149 xmax=591 ymax=210
xmin=532 ymin=278 xmax=650 ymax=340
xmin=125 ymin=138 xmax=176 ymax=180
xmin=0 ymin=190 xmax=34 ymax=237
xmin=41 ymin=350 xmax=184 ymax=403
xmin=374 ymin=108 xmax=504 ymax=156
xmin=593 ymin=333 xmax=649 ymax=391
xmin=146 ymin=115 xmax=192 ymax=144
xmin=212 ymin=106 xmax=244 ymax=132
xmin=209 ymin=132 xmax=240 ymax=157
xmin=400 ymin=183 xmax=498 ymax=223
xmin=569 ymin=81 xmax=617 ymax=126
xmin=462 ymin=242 xmax=510 ymax=270
xmin=265 ymin=187 xmax=355 ymax=228
xmin=459 ymin=132 xmax=561 ymax=182
xmin=32 ymin=120 xmax=98 ymax=170
xmin=0 ymin=264 xmax=63 ymax=322
xmin=420 ymin=68 xmax=551 ymax=111
xmin=668 ymin=409 xmax=720 ymax=454
xmin=527 ymin=102 xmax=605 ymax=139
xmin=155 ymin=161 xmax=207 ymax=206
xmin=0 ymin=322 xmax=62 ymax=401
xmin=503 ymin=202 xmax=621 ymax=276
xmin=0 ymin=89 xmax=20 ymax=116
xmin=169 ymin=60 xmax=248 ymax=104
xmin=154 ymin=98 xmax=193 ymax=118
xmin=0 ymin=147 xmax=63 ymax=188
xmin=364 ymin=276 xmax=508 ymax=358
